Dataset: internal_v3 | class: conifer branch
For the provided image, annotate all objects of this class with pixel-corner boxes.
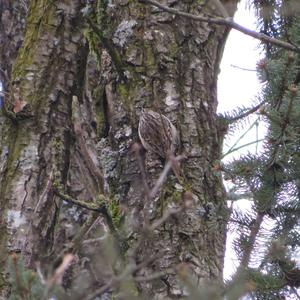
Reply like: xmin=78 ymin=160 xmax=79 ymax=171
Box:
xmin=222 ymin=118 xmax=262 ymax=158
xmin=222 ymin=138 xmax=264 ymax=158
xmin=239 ymin=212 xmax=264 ymax=269
xmin=141 ymin=0 xmax=300 ymax=53
xmin=227 ymin=101 xmax=266 ymax=123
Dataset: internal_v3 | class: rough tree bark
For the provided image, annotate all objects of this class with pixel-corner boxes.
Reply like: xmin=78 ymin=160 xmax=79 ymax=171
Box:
xmin=0 ymin=0 xmax=89 ymax=295
xmin=0 ymin=0 xmax=238 ymax=298
xmin=0 ymin=0 xmax=28 ymax=84
xmin=93 ymin=0 xmax=237 ymax=297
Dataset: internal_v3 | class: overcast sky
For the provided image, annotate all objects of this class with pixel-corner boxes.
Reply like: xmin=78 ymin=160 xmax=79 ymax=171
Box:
xmin=218 ymin=0 xmax=265 ymax=279
xmin=218 ymin=1 xmax=262 ymax=113
xmin=218 ymin=0 xmax=266 ymax=161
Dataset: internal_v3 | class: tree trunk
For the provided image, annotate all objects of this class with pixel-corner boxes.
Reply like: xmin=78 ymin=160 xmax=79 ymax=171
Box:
xmin=94 ymin=1 xmax=237 ymax=297
xmin=0 ymin=0 xmax=88 ymax=295
xmin=0 ymin=0 xmax=238 ymax=298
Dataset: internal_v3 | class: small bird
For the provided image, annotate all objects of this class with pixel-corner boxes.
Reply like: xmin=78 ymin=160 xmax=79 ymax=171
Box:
xmin=138 ymin=108 xmax=179 ymax=159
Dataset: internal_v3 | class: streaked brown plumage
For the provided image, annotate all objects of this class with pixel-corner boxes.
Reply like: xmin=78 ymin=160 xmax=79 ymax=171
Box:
xmin=138 ymin=109 xmax=179 ymax=159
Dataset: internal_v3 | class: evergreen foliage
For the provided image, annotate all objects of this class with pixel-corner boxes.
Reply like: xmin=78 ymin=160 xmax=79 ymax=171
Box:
xmin=7 ymin=254 xmax=67 ymax=300
xmin=225 ymin=1 xmax=300 ymax=298
xmin=8 ymin=254 xmax=44 ymax=300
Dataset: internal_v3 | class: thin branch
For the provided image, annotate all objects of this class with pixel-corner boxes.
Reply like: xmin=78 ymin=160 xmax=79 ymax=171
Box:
xmin=46 ymin=254 xmax=74 ymax=288
xmin=54 ymin=187 xmax=104 ymax=212
xmin=52 ymin=189 xmax=128 ymax=266
xmin=82 ymin=234 xmax=109 ymax=245
xmin=70 ymin=213 xmax=103 ymax=251
xmin=149 ymin=207 xmax=182 ymax=231
xmin=133 ymin=143 xmax=150 ymax=197
xmin=149 ymin=160 xmax=173 ymax=199
xmin=222 ymin=117 xmax=261 ymax=158
xmin=228 ymin=101 xmax=266 ymax=123
xmin=134 ymin=268 xmax=175 ymax=282
xmin=222 ymin=138 xmax=265 ymax=158
xmin=225 ymin=212 xmax=265 ymax=300
xmin=230 ymin=64 xmax=257 ymax=72
xmin=80 ymin=146 xmax=184 ymax=300
xmin=53 ymin=186 xmax=120 ymax=239
xmin=141 ymin=0 xmax=300 ymax=53
xmin=84 ymin=251 xmax=166 ymax=300
xmin=149 ymin=155 xmax=185 ymax=199
xmin=240 ymin=212 xmax=264 ymax=269
xmin=85 ymin=279 xmax=113 ymax=299
xmin=133 ymin=143 xmax=151 ymax=227
xmin=51 ymin=212 xmax=102 ymax=269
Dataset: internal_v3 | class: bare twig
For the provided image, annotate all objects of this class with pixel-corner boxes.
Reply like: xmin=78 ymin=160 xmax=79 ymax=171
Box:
xmin=47 ymin=254 xmax=74 ymax=287
xmin=85 ymin=278 xmax=113 ymax=300
xmin=230 ymin=64 xmax=257 ymax=72
xmin=42 ymin=254 xmax=75 ymax=300
xmin=149 ymin=155 xmax=185 ymax=199
xmin=141 ymin=0 xmax=300 ymax=53
xmin=71 ymin=213 xmax=103 ymax=251
xmin=134 ymin=268 xmax=174 ymax=282
xmin=150 ymin=207 xmax=182 ymax=231
xmin=54 ymin=187 xmax=105 ymax=212
xmin=133 ymin=143 xmax=150 ymax=197
xmin=51 ymin=212 xmax=100 ymax=269
xmin=82 ymin=234 xmax=109 ymax=245
xmin=81 ymin=145 xmax=184 ymax=300
xmin=126 ymin=205 xmax=183 ymax=268
xmin=53 ymin=184 xmax=128 ymax=253
xmin=84 ymin=251 xmax=166 ymax=300
xmin=133 ymin=143 xmax=151 ymax=226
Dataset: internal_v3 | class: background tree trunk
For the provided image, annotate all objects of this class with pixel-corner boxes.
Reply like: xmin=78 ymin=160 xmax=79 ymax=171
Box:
xmin=0 ymin=0 xmax=89 ymax=295
xmin=0 ymin=0 xmax=238 ymax=298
